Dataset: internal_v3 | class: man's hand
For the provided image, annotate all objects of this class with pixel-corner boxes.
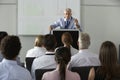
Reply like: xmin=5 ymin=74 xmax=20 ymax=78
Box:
xmin=49 ymin=26 xmax=53 ymax=31
xmin=74 ymin=18 xmax=80 ymax=29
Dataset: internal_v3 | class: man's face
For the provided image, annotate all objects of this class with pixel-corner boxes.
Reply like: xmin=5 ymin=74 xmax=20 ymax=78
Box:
xmin=64 ymin=11 xmax=72 ymax=20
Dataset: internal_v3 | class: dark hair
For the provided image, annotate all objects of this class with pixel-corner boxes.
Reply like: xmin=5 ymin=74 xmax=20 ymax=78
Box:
xmin=43 ymin=34 xmax=56 ymax=51
xmin=1 ymin=35 xmax=21 ymax=60
xmin=98 ymin=41 xmax=118 ymax=80
xmin=55 ymin=47 xmax=71 ymax=80
xmin=0 ymin=31 xmax=8 ymax=45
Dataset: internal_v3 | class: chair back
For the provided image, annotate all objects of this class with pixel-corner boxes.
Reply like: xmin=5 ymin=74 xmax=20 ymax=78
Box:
xmin=25 ymin=57 xmax=35 ymax=72
xmin=35 ymin=68 xmax=55 ymax=80
xmin=71 ymin=66 xmax=99 ymax=80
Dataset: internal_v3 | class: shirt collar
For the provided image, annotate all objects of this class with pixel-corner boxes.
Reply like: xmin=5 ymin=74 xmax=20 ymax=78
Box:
xmin=45 ymin=51 xmax=55 ymax=55
xmin=64 ymin=17 xmax=72 ymax=21
xmin=79 ymin=49 xmax=89 ymax=53
xmin=2 ymin=58 xmax=17 ymax=65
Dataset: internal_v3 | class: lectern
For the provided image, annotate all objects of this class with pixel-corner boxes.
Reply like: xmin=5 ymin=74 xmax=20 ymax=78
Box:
xmin=51 ymin=29 xmax=80 ymax=49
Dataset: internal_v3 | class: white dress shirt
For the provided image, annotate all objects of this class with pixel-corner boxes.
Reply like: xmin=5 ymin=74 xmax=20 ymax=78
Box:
xmin=0 ymin=59 xmax=32 ymax=80
xmin=26 ymin=47 xmax=46 ymax=58
xmin=0 ymin=51 xmax=23 ymax=66
xmin=70 ymin=49 xmax=100 ymax=67
xmin=31 ymin=51 xmax=56 ymax=80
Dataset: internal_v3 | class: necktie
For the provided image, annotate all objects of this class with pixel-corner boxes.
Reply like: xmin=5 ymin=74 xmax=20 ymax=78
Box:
xmin=65 ymin=20 xmax=70 ymax=29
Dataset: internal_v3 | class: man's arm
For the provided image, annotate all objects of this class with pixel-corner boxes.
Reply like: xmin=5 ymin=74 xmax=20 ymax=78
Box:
xmin=74 ymin=18 xmax=82 ymax=32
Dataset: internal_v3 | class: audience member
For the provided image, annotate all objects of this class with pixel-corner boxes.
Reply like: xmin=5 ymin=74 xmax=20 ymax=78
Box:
xmin=70 ymin=32 xmax=100 ymax=67
xmin=42 ymin=46 xmax=80 ymax=80
xmin=0 ymin=31 xmax=22 ymax=66
xmin=61 ymin=32 xmax=78 ymax=56
xmin=0 ymin=35 xmax=32 ymax=80
xmin=26 ymin=35 xmax=46 ymax=58
xmin=49 ymin=8 xmax=82 ymax=32
xmin=92 ymin=41 xmax=120 ymax=80
xmin=31 ymin=34 xmax=57 ymax=80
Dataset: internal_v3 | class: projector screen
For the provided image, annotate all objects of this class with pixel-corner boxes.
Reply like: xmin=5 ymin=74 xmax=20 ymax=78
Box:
xmin=18 ymin=0 xmax=80 ymax=35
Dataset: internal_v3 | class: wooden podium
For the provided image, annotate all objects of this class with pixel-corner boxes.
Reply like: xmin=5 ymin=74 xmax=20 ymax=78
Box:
xmin=51 ymin=29 xmax=80 ymax=49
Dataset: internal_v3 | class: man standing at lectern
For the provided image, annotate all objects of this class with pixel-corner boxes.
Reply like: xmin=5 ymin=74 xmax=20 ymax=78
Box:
xmin=49 ymin=8 xmax=82 ymax=32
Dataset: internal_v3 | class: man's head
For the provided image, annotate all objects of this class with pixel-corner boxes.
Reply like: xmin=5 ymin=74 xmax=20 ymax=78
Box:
xmin=1 ymin=35 xmax=21 ymax=60
xmin=64 ymin=8 xmax=72 ymax=20
xmin=78 ymin=32 xmax=90 ymax=49
xmin=43 ymin=34 xmax=56 ymax=51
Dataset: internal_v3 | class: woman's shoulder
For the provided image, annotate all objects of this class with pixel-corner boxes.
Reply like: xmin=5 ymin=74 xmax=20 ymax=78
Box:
xmin=67 ymin=70 xmax=80 ymax=80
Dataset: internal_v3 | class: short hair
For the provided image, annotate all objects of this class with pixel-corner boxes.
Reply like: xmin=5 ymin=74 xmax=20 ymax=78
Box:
xmin=0 ymin=31 xmax=8 ymax=44
xmin=78 ymin=32 xmax=90 ymax=49
xmin=64 ymin=8 xmax=72 ymax=13
xmin=34 ymin=35 xmax=44 ymax=47
xmin=61 ymin=32 xmax=73 ymax=46
xmin=1 ymin=35 xmax=21 ymax=60
xmin=43 ymin=34 xmax=56 ymax=51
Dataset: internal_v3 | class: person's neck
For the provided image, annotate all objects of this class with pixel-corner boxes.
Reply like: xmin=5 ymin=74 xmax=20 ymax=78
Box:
xmin=56 ymin=64 xmax=67 ymax=70
xmin=65 ymin=17 xmax=71 ymax=20
xmin=47 ymin=49 xmax=54 ymax=52
xmin=64 ymin=44 xmax=70 ymax=48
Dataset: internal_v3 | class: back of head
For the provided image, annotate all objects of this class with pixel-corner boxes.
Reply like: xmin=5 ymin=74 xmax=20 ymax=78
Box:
xmin=43 ymin=34 xmax=56 ymax=51
xmin=1 ymin=35 xmax=21 ymax=60
xmin=0 ymin=31 xmax=8 ymax=45
xmin=99 ymin=41 xmax=117 ymax=66
xmin=99 ymin=41 xmax=118 ymax=80
xmin=55 ymin=46 xmax=71 ymax=80
xmin=61 ymin=32 xmax=73 ymax=47
xmin=34 ymin=35 xmax=44 ymax=47
xmin=78 ymin=32 xmax=90 ymax=49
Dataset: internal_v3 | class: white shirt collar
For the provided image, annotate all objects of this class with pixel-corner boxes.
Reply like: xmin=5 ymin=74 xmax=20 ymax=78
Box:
xmin=2 ymin=58 xmax=17 ymax=65
xmin=64 ymin=17 xmax=72 ymax=21
xmin=79 ymin=49 xmax=89 ymax=53
xmin=45 ymin=51 xmax=55 ymax=55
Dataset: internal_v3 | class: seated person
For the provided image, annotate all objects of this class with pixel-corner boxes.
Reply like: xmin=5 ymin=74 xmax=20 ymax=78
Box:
xmin=49 ymin=8 xmax=82 ymax=32
xmin=42 ymin=47 xmax=80 ymax=80
xmin=70 ymin=32 xmax=100 ymax=67
xmin=61 ymin=32 xmax=78 ymax=56
xmin=0 ymin=35 xmax=32 ymax=80
xmin=91 ymin=41 xmax=120 ymax=80
xmin=31 ymin=34 xmax=57 ymax=80
xmin=0 ymin=31 xmax=22 ymax=66
xmin=26 ymin=35 xmax=46 ymax=58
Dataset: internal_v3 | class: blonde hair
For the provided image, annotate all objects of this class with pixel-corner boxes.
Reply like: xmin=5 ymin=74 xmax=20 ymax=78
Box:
xmin=34 ymin=35 xmax=44 ymax=47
